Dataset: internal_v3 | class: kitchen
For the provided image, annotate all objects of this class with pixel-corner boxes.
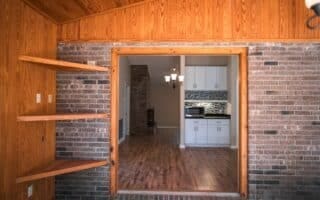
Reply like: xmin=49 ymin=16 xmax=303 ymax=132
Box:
xmin=180 ymin=55 xmax=239 ymax=150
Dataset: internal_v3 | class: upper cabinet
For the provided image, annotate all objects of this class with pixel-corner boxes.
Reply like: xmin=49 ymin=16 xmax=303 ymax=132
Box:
xmin=185 ymin=66 xmax=227 ymax=91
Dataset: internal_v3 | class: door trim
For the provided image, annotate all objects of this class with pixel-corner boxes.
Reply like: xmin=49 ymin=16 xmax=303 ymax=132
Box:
xmin=110 ymin=47 xmax=248 ymax=198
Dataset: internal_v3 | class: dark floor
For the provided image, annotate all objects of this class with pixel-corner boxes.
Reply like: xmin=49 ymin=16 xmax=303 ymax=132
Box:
xmin=119 ymin=128 xmax=238 ymax=192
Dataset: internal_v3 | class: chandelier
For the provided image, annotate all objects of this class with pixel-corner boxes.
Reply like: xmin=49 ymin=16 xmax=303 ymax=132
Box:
xmin=164 ymin=67 xmax=184 ymax=89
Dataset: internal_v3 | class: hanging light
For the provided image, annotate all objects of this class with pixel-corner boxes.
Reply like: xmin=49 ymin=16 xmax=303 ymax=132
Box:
xmin=163 ymin=67 xmax=184 ymax=89
xmin=178 ymin=75 xmax=184 ymax=82
xmin=164 ymin=75 xmax=171 ymax=82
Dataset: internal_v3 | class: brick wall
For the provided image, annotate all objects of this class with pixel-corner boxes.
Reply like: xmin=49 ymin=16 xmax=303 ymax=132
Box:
xmin=57 ymin=42 xmax=320 ymax=200
xmin=56 ymin=44 xmax=111 ymax=200
xmin=130 ymin=65 xmax=150 ymax=135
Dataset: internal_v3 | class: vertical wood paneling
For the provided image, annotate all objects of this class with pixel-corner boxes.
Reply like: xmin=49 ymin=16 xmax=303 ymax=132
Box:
xmin=0 ymin=1 xmax=57 ymax=200
xmin=58 ymin=0 xmax=320 ymax=41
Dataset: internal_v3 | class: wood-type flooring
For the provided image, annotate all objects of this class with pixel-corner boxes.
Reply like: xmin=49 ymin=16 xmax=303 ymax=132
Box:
xmin=119 ymin=129 xmax=238 ymax=192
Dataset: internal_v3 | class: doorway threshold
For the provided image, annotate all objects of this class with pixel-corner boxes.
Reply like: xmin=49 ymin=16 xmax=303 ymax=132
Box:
xmin=118 ymin=190 xmax=241 ymax=197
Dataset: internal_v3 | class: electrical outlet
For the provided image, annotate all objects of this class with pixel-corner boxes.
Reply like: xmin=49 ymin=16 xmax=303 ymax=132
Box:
xmin=27 ymin=184 xmax=33 ymax=198
xmin=36 ymin=93 xmax=41 ymax=104
xmin=48 ymin=94 xmax=53 ymax=103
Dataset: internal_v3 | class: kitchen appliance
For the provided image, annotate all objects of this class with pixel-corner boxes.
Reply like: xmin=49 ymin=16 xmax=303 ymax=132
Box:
xmin=185 ymin=106 xmax=205 ymax=118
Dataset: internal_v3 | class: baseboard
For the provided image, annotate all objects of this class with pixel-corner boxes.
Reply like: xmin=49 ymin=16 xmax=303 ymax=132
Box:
xmin=179 ymin=144 xmax=186 ymax=149
xmin=119 ymin=137 xmax=125 ymax=144
xmin=118 ymin=190 xmax=240 ymax=197
xmin=230 ymin=145 xmax=238 ymax=149
xmin=157 ymin=125 xmax=179 ymax=129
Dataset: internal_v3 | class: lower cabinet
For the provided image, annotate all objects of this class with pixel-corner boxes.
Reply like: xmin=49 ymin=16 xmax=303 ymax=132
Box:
xmin=185 ymin=118 xmax=230 ymax=147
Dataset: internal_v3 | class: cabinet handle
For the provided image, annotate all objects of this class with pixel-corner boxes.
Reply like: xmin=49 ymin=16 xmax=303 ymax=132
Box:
xmin=193 ymin=83 xmax=196 ymax=89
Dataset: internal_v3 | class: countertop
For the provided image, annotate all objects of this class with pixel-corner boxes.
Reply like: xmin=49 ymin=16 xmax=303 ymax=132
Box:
xmin=185 ymin=114 xmax=231 ymax=119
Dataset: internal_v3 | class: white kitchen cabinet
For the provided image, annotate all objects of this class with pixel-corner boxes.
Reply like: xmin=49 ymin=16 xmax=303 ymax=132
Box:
xmin=185 ymin=67 xmax=195 ymax=90
xmin=196 ymin=124 xmax=207 ymax=144
xmin=194 ymin=67 xmax=206 ymax=90
xmin=185 ymin=119 xmax=207 ymax=145
xmin=216 ymin=67 xmax=227 ymax=90
xmin=185 ymin=118 xmax=230 ymax=147
xmin=185 ymin=66 xmax=227 ymax=91
xmin=205 ymin=67 xmax=227 ymax=91
xmin=208 ymin=119 xmax=230 ymax=145
xmin=185 ymin=66 xmax=206 ymax=90
xmin=205 ymin=67 xmax=217 ymax=90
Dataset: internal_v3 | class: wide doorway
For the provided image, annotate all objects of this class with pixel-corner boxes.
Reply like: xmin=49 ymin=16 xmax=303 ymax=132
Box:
xmin=110 ymin=48 xmax=248 ymax=198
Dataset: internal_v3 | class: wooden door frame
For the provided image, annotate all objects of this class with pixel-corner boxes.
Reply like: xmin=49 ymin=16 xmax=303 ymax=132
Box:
xmin=110 ymin=47 xmax=248 ymax=198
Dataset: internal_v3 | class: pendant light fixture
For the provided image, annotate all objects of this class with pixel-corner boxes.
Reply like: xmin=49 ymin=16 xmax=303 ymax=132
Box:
xmin=164 ymin=67 xmax=184 ymax=89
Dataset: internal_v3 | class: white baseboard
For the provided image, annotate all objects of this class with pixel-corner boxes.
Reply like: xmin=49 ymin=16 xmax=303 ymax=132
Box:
xmin=179 ymin=144 xmax=186 ymax=149
xmin=230 ymin=145 xmax=238 ymax=149
xmin=157 ymin=125 xmax=179 ymax=129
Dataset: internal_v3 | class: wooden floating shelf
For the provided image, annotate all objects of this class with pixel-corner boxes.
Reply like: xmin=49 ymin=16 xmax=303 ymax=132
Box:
xmin=19 ymin=55 xmax=109 ymax=72
xmin=16 ymin=160 xmax=108 ymax=183
xmin=17 ymin=113 xmax=108 ymax=122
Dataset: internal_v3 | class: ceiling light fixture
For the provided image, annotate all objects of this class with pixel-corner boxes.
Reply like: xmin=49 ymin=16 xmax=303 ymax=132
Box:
xmin=164 ymin=67 xmax=184 ymax=89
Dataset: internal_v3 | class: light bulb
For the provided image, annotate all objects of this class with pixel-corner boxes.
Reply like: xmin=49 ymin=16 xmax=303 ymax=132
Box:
xmin=171 ymin=73 xmax=177 ymax=81
xmin=164 ymin=75 xmax=171 ymax=82
xmin=178 ymin=75 xmax=184 ymax=82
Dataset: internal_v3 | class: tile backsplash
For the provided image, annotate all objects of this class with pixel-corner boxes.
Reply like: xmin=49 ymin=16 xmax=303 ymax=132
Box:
xmin=185 ymin=102 xmax=227 ymax=114
xmin=185 ymin=90 xmax=228 ymax=100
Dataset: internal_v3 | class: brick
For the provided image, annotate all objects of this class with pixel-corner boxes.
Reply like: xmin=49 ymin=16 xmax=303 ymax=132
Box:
xmin=56 ymin=42 xmax=320 ymax=200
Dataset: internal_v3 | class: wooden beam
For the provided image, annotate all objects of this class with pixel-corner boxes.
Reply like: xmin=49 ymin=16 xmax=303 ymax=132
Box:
xmin=110 ymin=47 xmax=248 ymax=197
xmin=17 ymin=113 xmax=108 ymax=122
xmin=19 ymin=56 xmax=109 ymax=72
xmin=239 ymin=48 xmax=248 ymax=198
xmin=16 ymin=160 xmax=108 ymax=183
xmin=110 ymin=49 xmax=119 ymax=195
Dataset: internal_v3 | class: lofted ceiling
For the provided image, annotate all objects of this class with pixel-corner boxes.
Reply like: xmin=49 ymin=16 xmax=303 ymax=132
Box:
xmin=24 ymin=0 xmax=145 ymax=22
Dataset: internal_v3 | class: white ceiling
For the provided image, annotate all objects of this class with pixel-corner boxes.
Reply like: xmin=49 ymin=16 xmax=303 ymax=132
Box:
xmin=127 ymin=56 xmax=180 ymax=85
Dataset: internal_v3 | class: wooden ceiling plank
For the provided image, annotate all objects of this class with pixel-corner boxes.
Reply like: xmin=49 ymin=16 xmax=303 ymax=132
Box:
xmin=24 ymin=0 xmax=148 ymax=23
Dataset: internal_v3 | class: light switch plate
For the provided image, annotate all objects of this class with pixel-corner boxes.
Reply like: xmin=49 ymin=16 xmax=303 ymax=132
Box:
xmin=36 ymin=93 xmax=41 ymax=104
xmin=27 ymin=184 xmax=33 ymax=198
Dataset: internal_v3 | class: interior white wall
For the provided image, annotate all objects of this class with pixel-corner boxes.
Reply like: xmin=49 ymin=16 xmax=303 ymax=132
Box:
xmin=185 ymin=56 xmax=229 ymax=66
xmin=179 ymin=56 xmax=186 ymax=148
xmin=119 ymin=56 xmax=131 ymax=142
xmin=149 ymin=57 xmax=180 ymax=128
xmin=150 ymin=84 xmax=180 ymax=127
xmin=227 ymin=56 xmax=239 ymax=148
xmin=127 ymin=56 xmax=181 ymax=129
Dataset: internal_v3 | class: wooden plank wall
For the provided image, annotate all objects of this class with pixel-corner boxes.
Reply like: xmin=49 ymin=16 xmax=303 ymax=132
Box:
xmin=0 ymin=0 xmax=57 ymax=199
xmin=58 ymin=0 xmax=320 ymax=42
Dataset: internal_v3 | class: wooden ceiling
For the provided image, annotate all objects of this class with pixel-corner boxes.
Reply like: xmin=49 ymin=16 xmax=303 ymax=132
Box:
xmin=24 ymin=0 xmax=145 ymax=22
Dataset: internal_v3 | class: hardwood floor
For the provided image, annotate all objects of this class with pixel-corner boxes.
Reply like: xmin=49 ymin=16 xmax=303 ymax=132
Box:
xmin=119 ymin=129 xmax=238 ymax=192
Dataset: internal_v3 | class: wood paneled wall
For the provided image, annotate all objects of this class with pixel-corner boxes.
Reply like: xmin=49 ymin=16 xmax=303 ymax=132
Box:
xmin=0 ymin=0 xmax=57 ymax=199
xmin=58 ymin=0 xmax=320 ymax=42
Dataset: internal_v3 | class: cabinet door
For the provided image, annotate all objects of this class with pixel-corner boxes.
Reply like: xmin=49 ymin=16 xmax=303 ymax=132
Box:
xmin=185 ymin=119 xmax=196 ymax=144
xmin=196 ymin=125 xmax=208 ymax=144
xmin=194 ymin=67 xmax=206 ymax=90
xmin=219 ymin=125 xmax=230 ymax=145
xmin=207 ymin=124 xmax=217 ymax=144
xmin=185 ymin=67 xmax=195 ymax=90
xmin=216 ymin=67 xmax=227 ymax=90
xmin=205 ymin=67 xmax=217 ymax=90
xmin=215 ymin=125 xmax=230 ymax=145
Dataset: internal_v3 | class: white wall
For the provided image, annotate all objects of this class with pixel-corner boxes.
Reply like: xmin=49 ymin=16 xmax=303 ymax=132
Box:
xmin=186 ymin=56 xmax=229 ymax=66
xmin=179 ymin=56 xmax=185 ymax=148
xmin=119 ymin=56 xmax=131 ymax=141
xmin=149 ymin=83 xmax=180 ymax=127
xmin=228 ymin=56 xmax=239 ymax=148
